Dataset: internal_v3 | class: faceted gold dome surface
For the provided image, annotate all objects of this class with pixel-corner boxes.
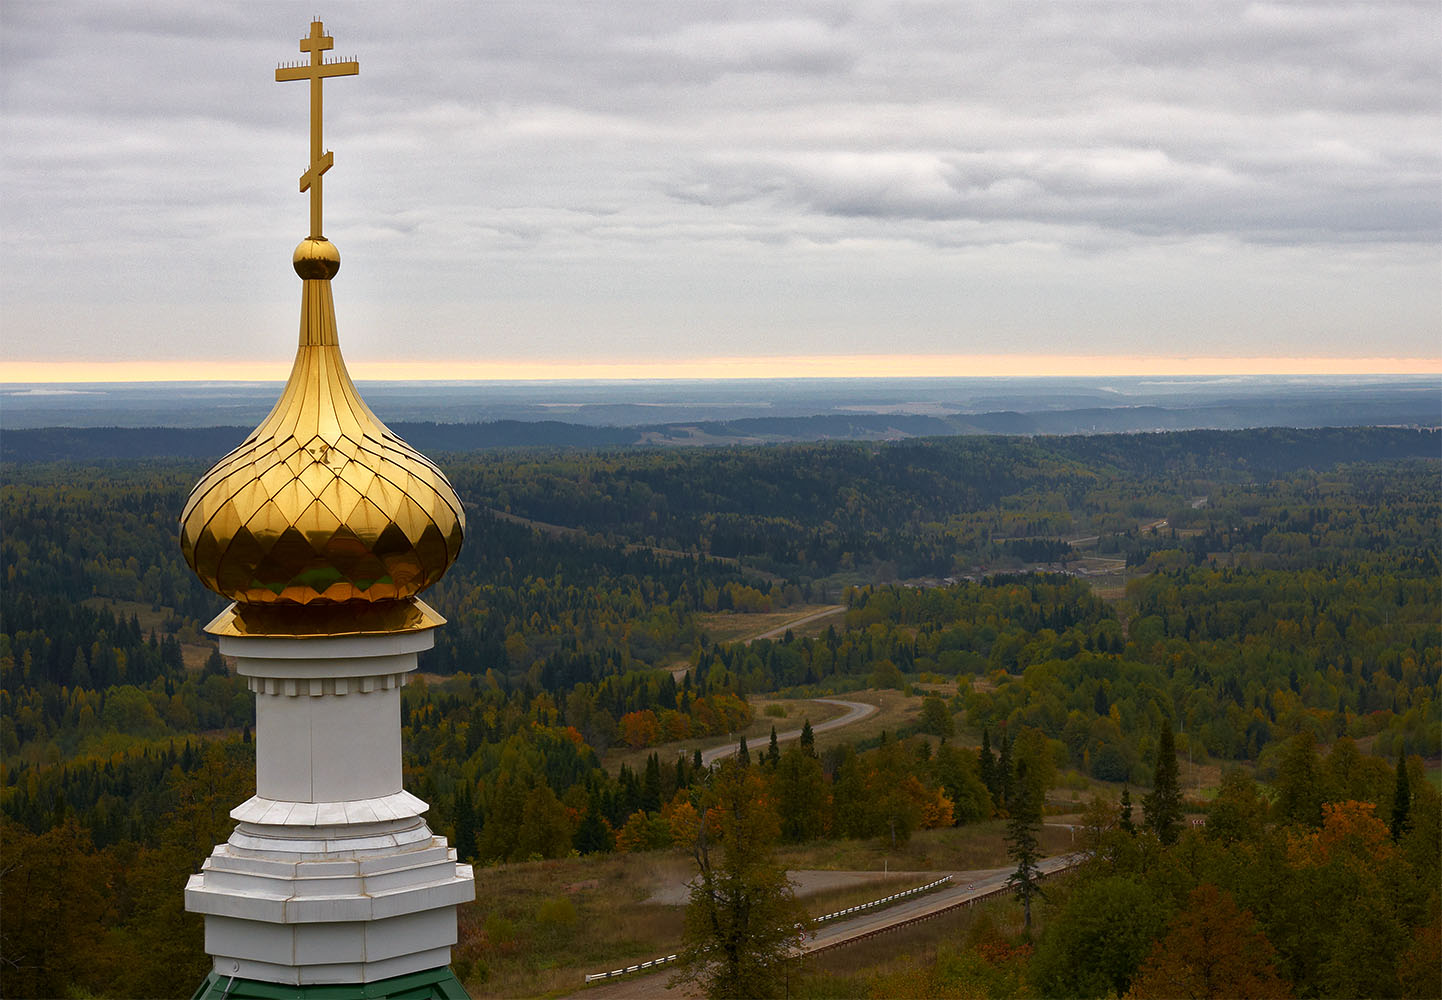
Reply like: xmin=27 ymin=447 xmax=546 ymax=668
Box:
xmin=180 ymin=247 xmax=464 ymax=606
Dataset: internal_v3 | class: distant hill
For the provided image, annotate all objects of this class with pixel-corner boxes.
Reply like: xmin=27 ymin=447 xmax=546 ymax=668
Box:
xmin=0 ymin=421 xmax=633 ymax=463
xmin=5 ymin=399 xmax=1442 ymax=463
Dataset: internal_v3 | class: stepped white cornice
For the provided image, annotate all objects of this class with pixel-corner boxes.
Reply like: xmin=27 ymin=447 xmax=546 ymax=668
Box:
xmin=186 ymin=627 xmax=475 ymax=987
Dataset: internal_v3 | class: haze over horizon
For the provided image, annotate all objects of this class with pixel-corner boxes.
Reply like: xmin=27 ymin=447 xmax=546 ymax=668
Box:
xmin=2 ymin=3 xmax=1438 ymax=379
xmin=5 ymin=353 xmax=1441 ymax=385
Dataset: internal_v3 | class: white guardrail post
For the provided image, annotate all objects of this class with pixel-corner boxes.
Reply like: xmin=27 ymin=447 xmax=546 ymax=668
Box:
xmin=805 ymin=875 xmax=953 ymax=927
xmin=583 ymin=872 xmax=988 ymax=984
xmin=584 ymin=953 xmax=679 ymax=984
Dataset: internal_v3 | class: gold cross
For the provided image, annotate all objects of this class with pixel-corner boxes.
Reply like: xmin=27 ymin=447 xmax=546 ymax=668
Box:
xmin=276 ymin=20 xmax=359 ymax=240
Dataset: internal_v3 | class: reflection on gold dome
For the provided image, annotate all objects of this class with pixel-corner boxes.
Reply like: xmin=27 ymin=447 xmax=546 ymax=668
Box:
xmin=179 ymin=239 xmax=464 ymax=607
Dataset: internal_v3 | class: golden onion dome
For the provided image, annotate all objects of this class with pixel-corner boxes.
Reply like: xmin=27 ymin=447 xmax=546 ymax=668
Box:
xmin=179 ymin=238 xmax=464 ymax=612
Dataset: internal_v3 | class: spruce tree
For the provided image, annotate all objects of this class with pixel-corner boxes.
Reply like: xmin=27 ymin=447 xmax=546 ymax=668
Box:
xmin=1391 ymin=750 xmax=1411 ymax=842
xmin=1274 ymin=729 xmax=1322 ymax=827
xmin=998 ymin=728 xmax=1013 ymax=809
xmin=979 ymin=728 xmax=998 ymax=800
xmin=737 ymin=735 xmax=750 ymax=766
xmin=766 ymin=726 xmax=780 ymax=767
xmin=1119 ymin=786 xmax=1135 ymax=835
xmin=1143 ymin=721 xmax=1182 ymax=845
xmin=452 ymin=785 xmax=476 ymax=863
xmin=642 ymin=753 xmax=663 ymax=813
xmin=800 ymin=718 xmax=815 ymax=755
xmin=1005 ymin=757 xmax=1045 ymax=931
xmin=574 ymin=793 xmax=615 ymax=854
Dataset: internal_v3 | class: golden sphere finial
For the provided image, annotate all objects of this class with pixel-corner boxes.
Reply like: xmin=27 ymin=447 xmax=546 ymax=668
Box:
xmin=293 ymin=238 xmax=341 ymax=280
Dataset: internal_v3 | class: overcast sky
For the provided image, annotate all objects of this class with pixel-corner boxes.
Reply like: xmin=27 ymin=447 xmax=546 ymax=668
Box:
xmin=2 ymin=1 xmax=1438 ymax=380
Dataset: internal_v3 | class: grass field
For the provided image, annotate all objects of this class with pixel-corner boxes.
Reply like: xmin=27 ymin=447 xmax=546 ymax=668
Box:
xmin=777 ymin=820 xmax=1074 ymax=875
xmin=455 ymin=851 xmax=688 ymax=998
xmin=692 ymin=604 xmax=845 ymax=644
xmin=807 ymin=688 xmax=923 ymax=752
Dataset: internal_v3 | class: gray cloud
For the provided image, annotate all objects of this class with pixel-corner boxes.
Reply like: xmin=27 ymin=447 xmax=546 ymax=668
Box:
xmin=1 ymin=0 xmax=1437 ymax=368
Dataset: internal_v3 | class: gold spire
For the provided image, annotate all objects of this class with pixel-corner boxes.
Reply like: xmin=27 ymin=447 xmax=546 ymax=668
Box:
xmin=179 ymin=19 xmax=464 ymax=636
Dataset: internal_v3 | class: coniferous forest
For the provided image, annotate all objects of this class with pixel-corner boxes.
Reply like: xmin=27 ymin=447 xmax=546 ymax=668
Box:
xmin=1 ymin=426 xmax=1438 ymax=997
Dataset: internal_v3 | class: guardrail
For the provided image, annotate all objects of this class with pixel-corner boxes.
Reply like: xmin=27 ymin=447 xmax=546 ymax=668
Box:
xmin=582 ymin=876 xmax=952 ymax=984
xmin=583 ymin=953 xmax=678 ymax=984
xmin=806 ymin=855 xmax=1086 ymax=955
xmin=581 ymin=860 xmax=1088 ymax=984
xmin=813 ymin=875 xmax=952 ymax=924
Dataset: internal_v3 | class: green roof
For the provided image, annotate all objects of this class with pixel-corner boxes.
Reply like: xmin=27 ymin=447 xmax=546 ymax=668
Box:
xmin=191 ymin=967 xmax=470 ymax=1000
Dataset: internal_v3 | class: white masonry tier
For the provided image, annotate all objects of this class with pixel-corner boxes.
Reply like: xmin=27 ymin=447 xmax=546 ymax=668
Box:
xmin=185 ymin=626 xmax=476 ymax=986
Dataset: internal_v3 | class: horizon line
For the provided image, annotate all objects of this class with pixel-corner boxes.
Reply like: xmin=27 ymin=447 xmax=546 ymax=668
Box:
xmin=3 ymin=353 xmax=1440 ymax=384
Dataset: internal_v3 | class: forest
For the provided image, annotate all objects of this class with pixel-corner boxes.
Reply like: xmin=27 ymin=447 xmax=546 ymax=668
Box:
xmin=0 ymin=425 xmax=1437 ymax=997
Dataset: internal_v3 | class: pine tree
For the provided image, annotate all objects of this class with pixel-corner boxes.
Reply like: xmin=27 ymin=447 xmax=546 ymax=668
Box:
xmin=574 ymin=793 xmax=615 ymax=855
xmin=766 ymin=726 xmax=780 ymax=768
xmin=737 ymin=735 xmax=749 ymax=766
xmin=477 ymin=774 xmax=526 ymax=863
xmin=1005 ymin=757 xmax=1045 ymax=931
xmin=1142 ymin=721 xmax=1182 ymax=845
xmin=979 ymin=728 xmax=998 ymax=801
xmin=452 ymin=784 xmax=476 ymax=863
xmin=519 ymin=783 xmax=572 ymax=859
xmin=642 ymin=753 xmax=663 ymax=814
xmin=1390 ymin=750 xmax=1411 ymax=842
xmin=800 ymin=718 xmax=815 ymax=755
xmin=1274 ymin=729 xmax=1322 ymax=827
xmin=1120 ymin=786 xmax=1135 ymax=835
xmin=775 ymin=744 xmax=827 ymax=842
xmin=998 ymin=728 xmax=1013 ymax=809
xmin=202 ymin=648 xmax=227 ymax=678
xmin=617 ymin=763 xmax=642 ymax=819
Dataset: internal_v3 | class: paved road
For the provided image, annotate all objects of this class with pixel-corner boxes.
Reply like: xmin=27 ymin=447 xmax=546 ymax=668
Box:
xmin=700 ymin=698 xmax=878 ymax=766
xmin=572 ymin=853 xmax=1083 ymax=997
xmin=803 ymin=853 xmax=1079 ymax=954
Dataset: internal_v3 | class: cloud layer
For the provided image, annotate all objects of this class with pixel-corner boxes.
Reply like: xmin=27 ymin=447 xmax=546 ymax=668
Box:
xmin=2 ymin=1 xmax=1438 ymax=370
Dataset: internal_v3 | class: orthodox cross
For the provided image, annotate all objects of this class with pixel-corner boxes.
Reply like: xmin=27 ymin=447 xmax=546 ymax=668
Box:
xmin=276 ymin=20 xmax=359 ymax=240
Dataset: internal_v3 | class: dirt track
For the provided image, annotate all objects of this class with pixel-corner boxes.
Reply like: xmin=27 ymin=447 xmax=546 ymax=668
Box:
xmin=699 ymin=698 xmax=878 ymax=766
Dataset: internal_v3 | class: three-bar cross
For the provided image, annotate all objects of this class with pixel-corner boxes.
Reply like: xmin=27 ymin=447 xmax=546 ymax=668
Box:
xmin=276 ymin=20 xmax=359 ymax=240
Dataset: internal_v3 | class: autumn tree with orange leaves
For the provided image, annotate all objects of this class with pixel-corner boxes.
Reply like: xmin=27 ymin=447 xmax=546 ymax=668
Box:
xmin=1127 ymin=884 xmax=1291 ymax=1000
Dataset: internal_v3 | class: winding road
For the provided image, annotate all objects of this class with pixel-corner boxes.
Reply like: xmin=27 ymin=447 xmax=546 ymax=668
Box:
xmin=699 ymin=698 xmax=879 ymax=766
